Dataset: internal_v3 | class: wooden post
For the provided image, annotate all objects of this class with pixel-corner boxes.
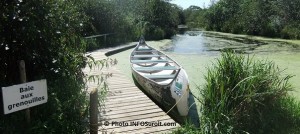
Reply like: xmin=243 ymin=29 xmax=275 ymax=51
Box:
xmin=19 ymin=60 xmax=30 ymax=124
xmin=104 ymin=35 xmax=107 ymax=45
xmin=90 ymin=88 xmax=98 ymax=134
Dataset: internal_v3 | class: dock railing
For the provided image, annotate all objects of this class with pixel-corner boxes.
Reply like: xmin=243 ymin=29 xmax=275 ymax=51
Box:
xmin=84 ymin=33 xmax=116 ymax=51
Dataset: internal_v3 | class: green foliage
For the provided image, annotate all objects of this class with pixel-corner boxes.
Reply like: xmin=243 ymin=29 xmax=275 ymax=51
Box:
xmin=146 ymin=0 xmax=180 ymax=39
xmin=83 ymin=0 xmax=136 ymax=50
xmin=145 ymin=26 xmax=165 ymax=40
xmin=172 ymin=121 xmax=201 ymax=134
xmin=281 ymin=23 xmax=300 ymax=39
xmin=82 ymin=0 xmax=183 ymax=50
xmin=110 ymin=0 xmax=182 ymax=40
xmin=85 ymin=38 xmax=100 ymax=51
xmin=199 ymin=51 xmax=300 ymax=133
xmin=183 ymin=6 xmax=207 ymax=29
xmin=0 ymin=0 xmax=89 ymax=133
xmin=186 ymin=0 xmax=300 ymax=39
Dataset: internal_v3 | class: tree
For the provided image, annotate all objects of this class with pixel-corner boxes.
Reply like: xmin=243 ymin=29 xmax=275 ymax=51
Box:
xmin=0 ymin=0 xmax=88 ymax=133
xmin=199 ymin=0 xmax=300 ymax=39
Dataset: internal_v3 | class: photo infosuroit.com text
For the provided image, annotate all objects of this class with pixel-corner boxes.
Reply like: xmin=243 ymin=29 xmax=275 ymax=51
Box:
xmin=101 ymin=120 xmax=177 ymax=127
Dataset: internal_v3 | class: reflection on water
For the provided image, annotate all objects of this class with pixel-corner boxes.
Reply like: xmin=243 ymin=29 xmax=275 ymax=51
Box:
xmin=166 ymin=31 xmax=300 ymax=55
xmin=170 ymin=31 xmax=207 ymax=54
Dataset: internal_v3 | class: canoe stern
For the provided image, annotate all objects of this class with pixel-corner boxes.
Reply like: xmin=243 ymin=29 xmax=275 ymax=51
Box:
xmin=171 ymin=68 xmax=190 ymax=116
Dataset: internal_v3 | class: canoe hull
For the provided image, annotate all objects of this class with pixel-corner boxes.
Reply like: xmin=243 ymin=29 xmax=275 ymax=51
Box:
xmin=132 ymin=69 xmax=176 ymax=111
xmin=130 ymin=37 xmax=189 ymax=117
xmin=131 ymin=60 xmax=189 ymax=117
xmin=132 ymin=68 xmax=189 ymax=117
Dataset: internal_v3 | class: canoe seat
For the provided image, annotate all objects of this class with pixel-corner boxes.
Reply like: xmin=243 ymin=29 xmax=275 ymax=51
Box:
xmin=131 ymin=55 xmax=165 ymax=58
xmin=134 ymin=50 xmax=157 ymax=53
xmin=131 ymin=59 xmax=172 ymax=64
xmin=144 ymin=74 xmax=176 ymax=79
xmin=137 ymin=47 xmax=152 ymax=51
xmin=134 ymin=66 xmax=179 ymax=71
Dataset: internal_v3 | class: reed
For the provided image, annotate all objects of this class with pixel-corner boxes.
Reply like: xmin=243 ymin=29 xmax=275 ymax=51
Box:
xmin=199 ymin=50 xmax=300 ymax=133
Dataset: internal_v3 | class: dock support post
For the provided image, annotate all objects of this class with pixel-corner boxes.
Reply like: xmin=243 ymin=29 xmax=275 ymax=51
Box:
xmin=90 ymin=88 xmax=98 ymax=134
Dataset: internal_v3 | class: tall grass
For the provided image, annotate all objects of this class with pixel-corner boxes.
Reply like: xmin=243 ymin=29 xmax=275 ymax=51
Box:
xmin=199 ymin=51 xmax=300 ymax=133
xmin=173 ymin=51 xmax=300 ymax=134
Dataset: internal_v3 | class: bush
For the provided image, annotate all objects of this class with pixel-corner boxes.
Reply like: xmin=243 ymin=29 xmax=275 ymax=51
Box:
xmin=199 ymin=51 xmax=300 ymax=133
xmin=0 ymin=1 xmax=89 ymax=133
xmin=281 ymin=23 xmax=300 ymax=39
xmin=145 ymin=26 xmax=165 ymax=40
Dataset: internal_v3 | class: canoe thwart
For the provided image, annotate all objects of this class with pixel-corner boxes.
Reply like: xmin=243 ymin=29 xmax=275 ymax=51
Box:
xmin=144 ymin=74 xmax=176 ymax=79
xmin=134 ymin=66 xmax=179 ymax=71
xmin=134 ymin=50 xmax=157 ymax=53
xmin=131 ymin=59 xmax=172 ymax=64
xmin=131 ymin=55 xmax=165 ymax=58
xmin=137 ymin=48 xmax=152 ymax=51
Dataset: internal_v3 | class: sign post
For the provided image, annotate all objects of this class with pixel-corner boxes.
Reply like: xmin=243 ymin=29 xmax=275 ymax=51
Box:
xmin=1 ymin=61 xmax=48 ymax=115
xmin=19 ymin=60 xmax=30 ymax=124
xmin=2 ymin=60 xmax=48 ymax=132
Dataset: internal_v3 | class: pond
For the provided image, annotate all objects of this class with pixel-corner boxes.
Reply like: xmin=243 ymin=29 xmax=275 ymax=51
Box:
xmin=109 ymin=31 xmax=300 ymax=101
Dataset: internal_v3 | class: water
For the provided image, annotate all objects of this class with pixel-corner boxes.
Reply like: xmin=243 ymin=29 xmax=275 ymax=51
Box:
xmin=169 ymin=32 xmax=207 ymax=54
xmin=167 ymin=31 xmax=300 ymax=55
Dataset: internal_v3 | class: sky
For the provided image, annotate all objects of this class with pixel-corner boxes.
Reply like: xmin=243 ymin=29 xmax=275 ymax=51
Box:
xmin=169 ymin=0 xmax=214 ymax=9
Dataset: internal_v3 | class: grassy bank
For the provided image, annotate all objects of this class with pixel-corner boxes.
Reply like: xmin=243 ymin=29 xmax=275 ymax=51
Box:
xmin=174 ymin=51 xmax=300 ymax=134
xmin=203 ymin=31 xmax=300 ymax=46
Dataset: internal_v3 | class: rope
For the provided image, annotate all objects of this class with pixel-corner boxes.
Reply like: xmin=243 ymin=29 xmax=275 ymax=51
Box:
xmin=165 ymin=88 xmax=188 ymax=115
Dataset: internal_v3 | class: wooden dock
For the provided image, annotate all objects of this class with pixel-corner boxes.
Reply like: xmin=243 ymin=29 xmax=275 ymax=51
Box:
xmin=83 ymin=49 xmax=180 ymax=133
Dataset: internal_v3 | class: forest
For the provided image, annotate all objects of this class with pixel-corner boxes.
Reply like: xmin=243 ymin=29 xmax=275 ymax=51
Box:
xmin=184 ymin=0 xmax=300 ymax=39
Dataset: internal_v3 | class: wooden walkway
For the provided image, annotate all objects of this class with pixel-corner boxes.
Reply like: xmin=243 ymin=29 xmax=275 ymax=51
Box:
xmin=83 ymin=49 xmax=180 ymax=133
